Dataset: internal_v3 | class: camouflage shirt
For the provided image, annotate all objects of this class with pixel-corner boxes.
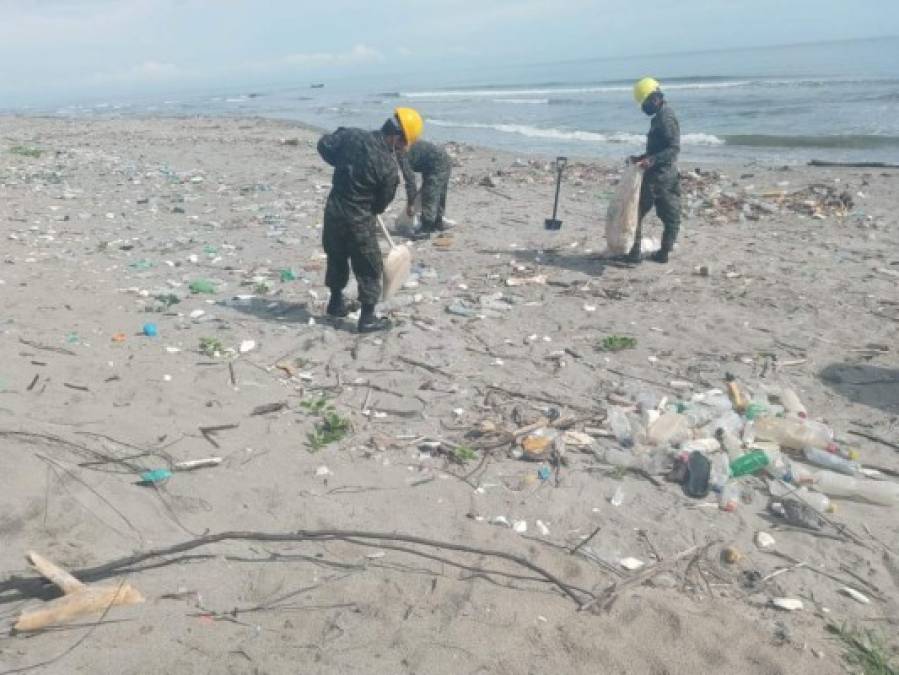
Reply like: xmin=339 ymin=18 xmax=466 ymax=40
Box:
xmin=399 ymin=140 xmax=451 ymax=203
xmin=645 ymin=104 xmax=680 ymax=172
xmin=317 ymin=127 xmax=400 ymax=225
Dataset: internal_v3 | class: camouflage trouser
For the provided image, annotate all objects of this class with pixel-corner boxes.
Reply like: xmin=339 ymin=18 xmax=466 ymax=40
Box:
xmin=420 ymin=164 xmax=451 ymax=230
xmin=322 ymin=215 xmax=383 ymax=305
xmin=632 ymin=167 xmax=681 ymax=253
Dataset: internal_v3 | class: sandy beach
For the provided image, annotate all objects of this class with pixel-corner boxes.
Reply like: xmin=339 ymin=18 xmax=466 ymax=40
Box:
xmin=1 ymin=115 xmax=897 ymax=674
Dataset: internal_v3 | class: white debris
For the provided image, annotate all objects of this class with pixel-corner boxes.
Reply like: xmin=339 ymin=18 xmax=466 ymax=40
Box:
xmin=754 ymin=532 xmax=776 ymax=550
xmin=512 ymin=520 xmax=527 ymax=534
xmin=619 ymin=557 xmax=645 ymax=571
xmin=840 ymin=587 xmax=871 ymax=605
xmin=771 ymin=598 xmax=803 ymax=611
xmin=239 ymin=339 xmax=256 ymax=353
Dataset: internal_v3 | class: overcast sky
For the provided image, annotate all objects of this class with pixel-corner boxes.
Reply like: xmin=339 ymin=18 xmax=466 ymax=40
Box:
xmin=0 ymin=0 xmax=895 ymax=105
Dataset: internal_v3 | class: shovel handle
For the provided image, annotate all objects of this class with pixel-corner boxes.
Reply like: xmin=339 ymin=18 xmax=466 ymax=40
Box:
xmin=376 ymin=215 xmax=396 ymax=250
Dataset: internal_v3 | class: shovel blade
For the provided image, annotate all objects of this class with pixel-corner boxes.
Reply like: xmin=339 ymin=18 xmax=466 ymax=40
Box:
xmin=544 ymin=218 xmax=563 ymax=231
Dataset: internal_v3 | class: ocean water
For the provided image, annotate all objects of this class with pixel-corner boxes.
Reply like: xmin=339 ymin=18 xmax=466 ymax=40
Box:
xmin=52 ymin=36 xmax=899 ymax=165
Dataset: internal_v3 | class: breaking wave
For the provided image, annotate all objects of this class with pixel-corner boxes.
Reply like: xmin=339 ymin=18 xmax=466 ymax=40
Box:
xmin=722 ymin=134 xmax=899 ymax=149
xmin=428 ymin=120 xmax=725 ymax=145
xmin=402 ymin=80 xmax=751 ymax=99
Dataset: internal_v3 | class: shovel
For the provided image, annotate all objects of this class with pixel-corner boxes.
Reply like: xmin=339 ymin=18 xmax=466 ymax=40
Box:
xmin=544 ymin=156 xmax=568 ymax=231
xmin=376 ymin=215 xmax=412 ymax=300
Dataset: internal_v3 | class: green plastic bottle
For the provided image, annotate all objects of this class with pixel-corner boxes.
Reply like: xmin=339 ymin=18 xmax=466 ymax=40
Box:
xmin=729 ymin=450 xmax=769 ymax=477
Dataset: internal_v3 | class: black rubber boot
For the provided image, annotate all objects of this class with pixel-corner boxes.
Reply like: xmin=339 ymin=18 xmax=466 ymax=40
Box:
xmin=625 ymin=240 xmax=642 ymax=264
xmin=411 ymin=224 xmax=436 ymax=241
xmin=326 ymin=291 xmax=348 ymax=317
xmin=651 ymin=233 xmax=675 ymax=264
xmin=358 ymin=304 xmax=390 ymax=333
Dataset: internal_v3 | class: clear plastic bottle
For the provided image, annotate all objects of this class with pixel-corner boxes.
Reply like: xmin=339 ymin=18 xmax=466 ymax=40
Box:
xmin=648 ymin=412 xmax=690 ymax=446
xmin=717 ymin=429 xmax=744 ymax=462
xmin=811 ymin=470 xmax=899 ymax=506
xmin=709 ymin=454 xmax=730 ymax=491
xmin=719 ymin=481 xmax=741 ymax=511
xmin=753 ymin=416 xmax=833 ymax=451
xmin=778 ymin=386 xmax=807 ymax=418
xmin=683 ymin=438 xmax=721 ymax=454
xmin=763 ymin=449 xmax=794 ymax=482
xmin=769 ymin=481 xmax=833 ymax=513
xmin=803 ymin=447 xmax=860 ymax=476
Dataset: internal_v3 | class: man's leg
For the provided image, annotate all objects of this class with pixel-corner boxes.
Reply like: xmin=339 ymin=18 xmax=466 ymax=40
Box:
xmin=322 ymin=219 xmax=350 ymax=316
xmin=651 ymin=171 xmax=681 ymax=263
xmin=414 ymin=173 xmax=440 ymax=238
xmin=434 ymin=167 xmax=450 ymax=230
xmin=628 ymin=177 xmax=655 ymax=262
xmin=348 ymin=220 xmax=388 ymax=332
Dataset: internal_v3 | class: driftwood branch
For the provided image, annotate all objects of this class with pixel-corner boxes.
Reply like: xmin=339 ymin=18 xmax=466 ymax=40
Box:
xmin=13 ymin=552 xmax=144 ymax=633
xmin=2 ymin=529 xmax=594 ymax=610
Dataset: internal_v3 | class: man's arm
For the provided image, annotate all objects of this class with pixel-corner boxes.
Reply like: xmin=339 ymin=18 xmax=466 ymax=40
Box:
xmin=317 ymin=127 xmax=348 ymax=167
xmin=399 ymin=153 xmax=418 ymax=205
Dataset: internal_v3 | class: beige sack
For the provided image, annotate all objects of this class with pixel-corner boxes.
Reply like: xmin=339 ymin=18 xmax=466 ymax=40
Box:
xmin=605 ymin=163 xmax=644 ymax=255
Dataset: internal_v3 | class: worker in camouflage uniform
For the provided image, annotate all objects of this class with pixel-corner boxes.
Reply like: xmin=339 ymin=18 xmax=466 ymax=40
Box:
xmin=629 ymin=77 xmax=681 ymax=264
xmin=317 ymin=107 xmax=423 ymax=332
xmin=399 ymin=140 xmax=452 ymax=239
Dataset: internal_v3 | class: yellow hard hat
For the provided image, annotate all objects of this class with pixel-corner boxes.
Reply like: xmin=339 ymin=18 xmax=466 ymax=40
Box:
xmin=394 ymin=107 xmax=423 ymax=145
xmin=633 ymin=77 xmax=661 ymax=105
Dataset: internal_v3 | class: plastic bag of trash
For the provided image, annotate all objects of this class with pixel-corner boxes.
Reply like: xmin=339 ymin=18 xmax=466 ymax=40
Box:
xmin=605 ymin=163 xmax=643 ymax=255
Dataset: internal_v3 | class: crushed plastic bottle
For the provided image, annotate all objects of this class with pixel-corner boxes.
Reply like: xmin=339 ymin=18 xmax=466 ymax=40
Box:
xmin=753 ymin=416 xmax=834 ymax=451
xmin=803 ymin=447 xmax=860 ymax=476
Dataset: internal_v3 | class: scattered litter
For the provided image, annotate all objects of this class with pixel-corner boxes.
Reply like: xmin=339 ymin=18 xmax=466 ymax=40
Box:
xmin=139 ymin=469 xmax=172 ymax=484
xmin=239 ymin=339 xmax=256 ymax=354
xmin=619 ymin=557 xmax=645 ymax=571
xmin=512 ymin=520 xmax=528 ymax=534
xmin=771 ymin=598 xmax=804 ymax=612
xmin=754 ymin=532 xmax=776 ymax=550
xmin=840 ymin=587 xmax=871 ymax=605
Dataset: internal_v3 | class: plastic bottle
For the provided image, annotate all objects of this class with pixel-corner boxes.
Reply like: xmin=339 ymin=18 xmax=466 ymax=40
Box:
xmin=607 ymin=407 xmax=633 ymax=447
xmin=763 ymin=449 xmax=793 ymax=482
xmin=726 ymin=379 xmax=748 ymax=412
xmin=719 ymin=481 xmax=741 ymax=511
xmin=681 ymin=404 xmax=717 ymax=429
xmin=811 ymin=470 xmax=899 ymax=506
xmin=709 ymin=454 xmax=730 ymax=491
xmin=778 ymin=386 xmax=807 ymax=418
xmin=716 ymin=428 xmax=744 ymax=461
xmin=683 ymin=438 xmax=721 ymax=454
xmin=769 ymin=481 xmax=833 ymax=514
xmin=648 ymin=412 xmax=690 ymax=446
xmin=803 ymin=447 xmax=860 ymax=476
xmin=729 ymin=450 xmax=769 ymax=477
xmin=753 ymin=416 xmax=833 ymax=451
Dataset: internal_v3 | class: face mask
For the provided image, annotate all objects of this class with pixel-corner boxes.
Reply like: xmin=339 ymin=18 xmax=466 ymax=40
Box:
xmin=642 ymin=98 xmax=660 ymax=116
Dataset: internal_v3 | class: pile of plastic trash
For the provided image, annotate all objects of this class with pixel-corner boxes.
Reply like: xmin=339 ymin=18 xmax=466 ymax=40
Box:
xmin=596 ymin=375 xmax=899 ymax=516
